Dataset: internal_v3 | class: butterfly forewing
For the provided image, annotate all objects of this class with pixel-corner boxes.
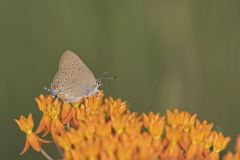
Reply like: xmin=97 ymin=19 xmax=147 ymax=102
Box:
xmin=51 ymin=50 xmax=98 ymax=102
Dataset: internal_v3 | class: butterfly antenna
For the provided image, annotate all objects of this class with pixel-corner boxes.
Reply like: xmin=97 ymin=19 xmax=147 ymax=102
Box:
xmin=98 ymin=76 xmax=116 ymax=81
xmin=98 ymin=71 xmax=109 ymax=79
xmin=98 ymin=71 xmax=116 ymax=80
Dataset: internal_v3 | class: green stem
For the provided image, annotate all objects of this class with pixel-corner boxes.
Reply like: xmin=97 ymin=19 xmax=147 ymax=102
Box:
xmin=55 ymin=141 xmax=64 ymax=157
xmin=40 ymin=149 xmax=54 ymax=160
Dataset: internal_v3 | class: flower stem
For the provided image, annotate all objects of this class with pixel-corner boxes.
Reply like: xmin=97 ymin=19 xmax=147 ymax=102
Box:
xmin=66 ymin=123 xmax=70 ymax=130
xmin=40 ymin=149 xmax=54 ymax=160
xmin=55 ymin=141 xmax=64 ymax=157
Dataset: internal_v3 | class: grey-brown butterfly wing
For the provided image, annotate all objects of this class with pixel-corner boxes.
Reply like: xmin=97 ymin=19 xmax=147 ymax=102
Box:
xmin=51 ymin=50 xmax=97 ymax=102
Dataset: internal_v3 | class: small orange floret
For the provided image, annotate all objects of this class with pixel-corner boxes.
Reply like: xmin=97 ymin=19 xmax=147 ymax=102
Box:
xmin=213 ymin=132 xmax=231 ymax=153
xmin=15 ymin=113 xmax=34 ymax=134
xmin=15 ymin=113 xmax=50 ymax=155
xmin=143 ymin=112 xmax=165 ymax=139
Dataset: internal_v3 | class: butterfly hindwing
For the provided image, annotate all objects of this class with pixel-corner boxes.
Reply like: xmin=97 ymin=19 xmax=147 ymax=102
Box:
xmin=51 ymin=50 xmax=99 ymax=102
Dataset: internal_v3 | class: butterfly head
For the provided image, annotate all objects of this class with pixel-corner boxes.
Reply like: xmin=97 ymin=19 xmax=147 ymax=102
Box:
xmin=44 ymin=83 xmax=62 ymax=99
xmin=44 ymin=86 xmax=56 ymax=98
xmin=96 ymin=79 xmax=102 ymax=88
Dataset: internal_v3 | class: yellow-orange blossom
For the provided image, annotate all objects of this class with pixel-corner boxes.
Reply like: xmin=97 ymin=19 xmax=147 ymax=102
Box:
xmin=15 ymin=91 xmax=239 ymax=160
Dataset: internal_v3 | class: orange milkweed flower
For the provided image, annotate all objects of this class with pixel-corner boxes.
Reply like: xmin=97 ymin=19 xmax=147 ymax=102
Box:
xmin=35 ymin=95 xmax=52 ymax=136
xmin=54 ymin=133 xmax=74 ymax=160
xmin=35 ymin=95 xmax=63 ymax=136
xmin=104 ymin=97 xmax=127 ymax=117
xmin=124 ymin=112 xmax=142 ymax=136
xmin=136 ymin=133 xmax=160 ymax=160
xmin=143 ymin=112 xmax=165 ymax=139
xmin=163 ymin=125 xmax=183 ymax=159
xmin=61 ymin=103 xmax=74 ymax=124
xmin=116 ymin=134 xmax=137 ymax=160
xmin=208 ymin=132 xmax=231 ymax=160
xmin=15 ymin=113 xmax=50 ymax=155
xmin=95 ymin=121 xmax=112 ymax=137
xmin=83 ymin=91 xmax=103 ymax=111
xmin=167 ymin=109 xmax=182 ymax=128
xmin=110 ymin=112 xmax=126 ymax=134
xmin=101 ymin=135 xmax=118 ymax=159
xmin=35 ymin=95 xmax=65 ymax=139
xmin=16 ymin=91 xmax=235 ymax=160
xmin=186 ymin=125 xmax=205 ymax=159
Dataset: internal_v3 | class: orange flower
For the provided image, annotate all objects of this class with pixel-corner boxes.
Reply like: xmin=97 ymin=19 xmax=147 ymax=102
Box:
xmin=54 ymin=133 xmax=73 ymax=160
xmin=166 ymin=109 xmax=181 ymax=128
xmin=95 ymin=121 xmax=112 ymax=137
xmin=15 ymin=113 xmax=50 ymax=155
xmin=166 ymin=109 xmax=197 ymax=130
xmin=16 ymin=91 xmax=235 ymax=160
xmin=61 ymin=103 xmax=74 ymax=124
xmin=104 ymin=97 xmax=127 ymax=116
xmin=51 ymin=118 xmax=65 ymax=138
xmin=124 ymin=112 xmax=142 ymax=136
xmin=68 ymin=129 xmax=84 ymax=147
xmin=47 ymin=97 xmax=62 ymax=120
xmin=78 ymin=120 xmax=96 ymax=139
xmin=76 ymin=104 xmax=87 ymax=122
xmin=111 ymin=112 xmax=127 ymax=134
xmin=136 ymin=133 xmax=160 ymax=160
xmin=143 ymin=112 xmax=165 ymax=139
xmin=101 ymin=135 xmax=118 ymax=159
xmin=186 ymin=126 xmax=205 ymax=159
xmin=181 ymin=111 xmax=197 ymax=133
xmin=213 ymin=132 xmax=231 ymax=153
xmin=83 ymin=92 xmax=103 ymax=111
xmin=163 ymin=126 xmax=182 ymax=159
xmin=208 ymin=132 xmax=231 ymax=160
xmin=82 ymin=137 xmax=100 ymax=160
xmin=116 ymin=134 xmax=136 ymax=160
xmin=35 ymin=95 xmax=52 ymax=136
xmin=35 ymin=95 xmax=63 ymax=136
xmin=35 ymin=95 xmax=65 ymax=138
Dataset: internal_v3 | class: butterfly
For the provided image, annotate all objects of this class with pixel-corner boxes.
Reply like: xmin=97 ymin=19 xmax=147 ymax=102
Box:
xmin=50 ymin=50 xmax=101 ymax=102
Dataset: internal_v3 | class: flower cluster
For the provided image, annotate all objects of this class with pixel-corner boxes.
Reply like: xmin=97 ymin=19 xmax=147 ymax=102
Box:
xmin=15 ymin=91 xmax=236 ymax=160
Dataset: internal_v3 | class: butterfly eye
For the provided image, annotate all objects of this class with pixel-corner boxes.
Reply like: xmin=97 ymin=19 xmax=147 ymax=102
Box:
xmin=96 ymin=80 xmax=101 ymax=86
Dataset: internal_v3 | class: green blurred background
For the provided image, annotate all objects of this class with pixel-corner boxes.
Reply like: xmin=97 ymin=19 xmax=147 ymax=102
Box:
xmin=0 ymin=0 xmax=240 ymax=159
